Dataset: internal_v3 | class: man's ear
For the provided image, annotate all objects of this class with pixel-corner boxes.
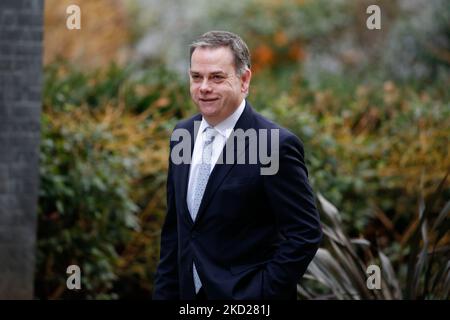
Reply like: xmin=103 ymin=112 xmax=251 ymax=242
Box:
xmin=240 ymin=68 xmax=252 ymax=94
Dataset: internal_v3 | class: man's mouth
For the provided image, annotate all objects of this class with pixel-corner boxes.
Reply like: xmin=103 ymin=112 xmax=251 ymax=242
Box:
xmin=199 ymin=97 xmax=219 ymax=102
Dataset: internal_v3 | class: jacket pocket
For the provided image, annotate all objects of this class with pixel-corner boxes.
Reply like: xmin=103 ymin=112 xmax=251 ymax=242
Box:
xmin=221 ymin=177 xmax=258 ymax=189
xmin=230 ymin=259 xmax=270 ymax=275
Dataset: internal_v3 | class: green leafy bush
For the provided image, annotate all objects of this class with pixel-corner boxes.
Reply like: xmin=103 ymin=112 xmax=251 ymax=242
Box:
xmin=37 ymin=111 xmax=139 ymax=299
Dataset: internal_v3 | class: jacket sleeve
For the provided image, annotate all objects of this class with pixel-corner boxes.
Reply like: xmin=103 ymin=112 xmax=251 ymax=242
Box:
xmin=152 ymin=148 xmax=179 ymax=300
xmin=262 ymin=132 xmax=322 ymax=299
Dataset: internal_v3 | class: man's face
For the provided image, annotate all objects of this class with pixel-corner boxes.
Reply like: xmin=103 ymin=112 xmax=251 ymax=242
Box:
xmin=189 ymin=46 xmax=251 ymax=126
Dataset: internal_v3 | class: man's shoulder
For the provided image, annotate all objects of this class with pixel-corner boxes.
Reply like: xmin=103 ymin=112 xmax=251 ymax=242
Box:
xmin=251 ymin=108 xmax=303 ymax=146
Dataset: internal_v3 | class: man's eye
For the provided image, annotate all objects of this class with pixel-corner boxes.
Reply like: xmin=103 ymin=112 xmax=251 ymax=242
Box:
xmin=212 ymin=75 xmax=225 ymax=81
xmin=191 ymin=75 xmax=201 ymax=80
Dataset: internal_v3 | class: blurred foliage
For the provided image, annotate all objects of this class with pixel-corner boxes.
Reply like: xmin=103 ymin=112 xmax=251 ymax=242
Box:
xmin=382 ymin=0 xmax=450 ymax=82
xmin=44 ymin=0 xmax=131 ymax=68
xmin=183 ymin=0 xmax=449 ymax=85
xmin=299 ymin=176 xmax=449 ymax=299
xmin=38 ymin=108 xmax=140 ymax=299
xmin=36 ymin=0 xmax=449 ymax=299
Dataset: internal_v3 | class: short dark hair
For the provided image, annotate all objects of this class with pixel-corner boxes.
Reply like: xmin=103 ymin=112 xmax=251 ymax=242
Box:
xmin=189 ymin=31 xmax=251 ymax=75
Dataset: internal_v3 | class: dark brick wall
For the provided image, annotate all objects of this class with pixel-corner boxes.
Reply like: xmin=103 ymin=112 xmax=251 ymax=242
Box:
xmin=0 ymin=0 xmax=43 ymax=299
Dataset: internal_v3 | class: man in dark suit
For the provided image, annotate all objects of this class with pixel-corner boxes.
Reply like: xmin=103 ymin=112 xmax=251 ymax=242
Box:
xmin=153 ymin=31 xmax=322 ymax=300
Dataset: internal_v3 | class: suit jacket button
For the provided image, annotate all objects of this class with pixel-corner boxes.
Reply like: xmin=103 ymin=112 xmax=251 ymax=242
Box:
xmin=191 ymin=231 xmax=198 ymax=239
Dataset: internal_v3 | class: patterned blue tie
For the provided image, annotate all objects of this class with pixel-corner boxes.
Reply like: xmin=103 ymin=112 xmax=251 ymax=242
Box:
xmin=192 ymin=126 xmax=216 ymax=293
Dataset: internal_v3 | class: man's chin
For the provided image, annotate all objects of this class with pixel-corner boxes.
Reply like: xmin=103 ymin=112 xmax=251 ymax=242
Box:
xmin=199 ymin=99 xmax=220 ymax=108
xmin=198 ymin=104 xmax=219 ymax=117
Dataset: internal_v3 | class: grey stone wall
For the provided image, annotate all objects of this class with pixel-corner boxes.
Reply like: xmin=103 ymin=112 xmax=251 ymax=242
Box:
xmin=0 ymin=0 xmax=44 ymax=299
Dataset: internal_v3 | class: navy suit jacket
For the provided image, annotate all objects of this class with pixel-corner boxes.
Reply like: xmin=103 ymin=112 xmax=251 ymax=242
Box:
xmin=153 ymin=102 xmax=322 ymax=300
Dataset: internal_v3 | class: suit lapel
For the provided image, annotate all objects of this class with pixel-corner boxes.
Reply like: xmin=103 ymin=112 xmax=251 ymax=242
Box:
xmin=194 ymin=102 xmax=255 ymax=224
xmin=178 ymin=114 xmax=201 ymax=226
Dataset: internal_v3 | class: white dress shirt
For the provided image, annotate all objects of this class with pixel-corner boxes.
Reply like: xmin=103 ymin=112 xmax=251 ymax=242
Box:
xmin=187 ymin=99 xmax=246 ymax=216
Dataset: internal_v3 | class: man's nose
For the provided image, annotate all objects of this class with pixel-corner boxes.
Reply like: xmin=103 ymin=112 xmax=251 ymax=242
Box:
xmin=199 ymin=78 xmax=212 ymax=93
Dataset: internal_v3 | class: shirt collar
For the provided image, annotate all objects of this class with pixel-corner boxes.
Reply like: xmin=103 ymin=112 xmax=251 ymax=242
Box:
xmin=199 ymin=99 xmax=246 ymax=139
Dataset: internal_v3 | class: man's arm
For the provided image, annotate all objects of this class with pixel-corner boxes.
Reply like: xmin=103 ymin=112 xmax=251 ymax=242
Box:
xmin=263 ymin=133 xmax=323 ymax=299
xmin=152 ymin=153 xmax=179 ymax=300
